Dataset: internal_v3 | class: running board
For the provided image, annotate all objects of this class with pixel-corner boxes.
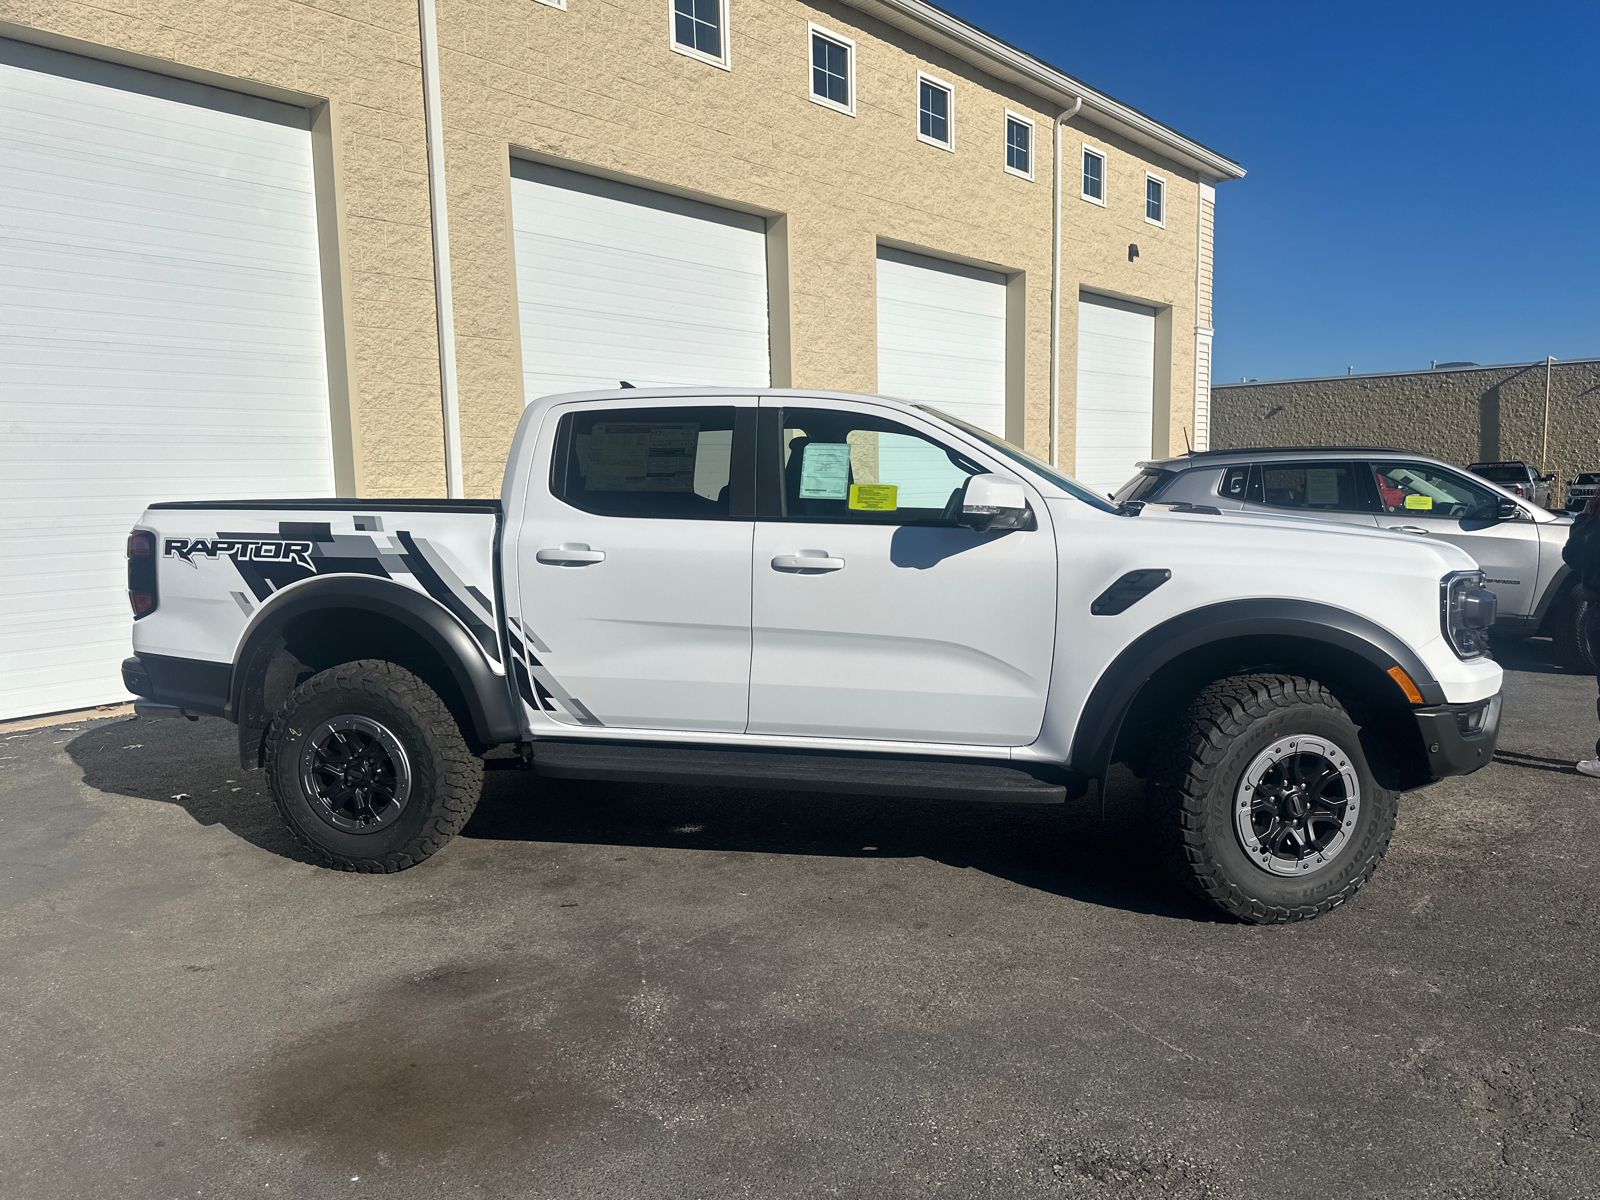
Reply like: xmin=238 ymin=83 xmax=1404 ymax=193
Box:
xmin=528 ymin=740 xmax=1070 ymax=804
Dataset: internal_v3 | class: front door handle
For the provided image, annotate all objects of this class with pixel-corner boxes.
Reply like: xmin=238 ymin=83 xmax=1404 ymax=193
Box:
xmin=772 ymin=551 xmax=845 ymax=573
xmin=536 ymin=543 xmax=606 ymax=565
xmin=1385 ymin=525 xmax=1432 ymax=536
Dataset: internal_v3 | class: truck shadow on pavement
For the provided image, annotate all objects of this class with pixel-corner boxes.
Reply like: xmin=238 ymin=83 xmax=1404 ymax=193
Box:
xmin=63 ymin=716 xmax=1222 ymax=924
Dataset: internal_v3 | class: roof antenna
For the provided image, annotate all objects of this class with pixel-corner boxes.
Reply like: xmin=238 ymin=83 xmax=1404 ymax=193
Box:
xmin=1183 ymin=426 xmax=1193 ymax=454
xmin=619 ymin=380 xmax=636 ymax=389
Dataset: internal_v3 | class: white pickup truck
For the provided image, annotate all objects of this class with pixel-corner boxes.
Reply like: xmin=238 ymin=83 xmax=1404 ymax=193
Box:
xmin=125 ymin=388 xmax=1503 ymax=923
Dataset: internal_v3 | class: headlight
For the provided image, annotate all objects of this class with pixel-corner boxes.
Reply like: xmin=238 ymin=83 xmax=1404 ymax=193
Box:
xmin=1441 ymin=570 xmax=1496 ymax=659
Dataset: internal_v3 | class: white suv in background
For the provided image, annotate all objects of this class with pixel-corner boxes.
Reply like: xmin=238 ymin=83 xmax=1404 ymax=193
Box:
xmin=1114 ymin=447 xmax=1588 ymax=667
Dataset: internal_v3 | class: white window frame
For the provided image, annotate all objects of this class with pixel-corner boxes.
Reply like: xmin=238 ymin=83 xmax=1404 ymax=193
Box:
xmin=1080 ymin=144 xmax=1107 ymax=206
xmin=1003 ymin=110 xmax=1034 ymax=181
xmin=916 ymin=70 xmax=954 ymax=151
xmin=1145 ymin=171 xmax=1166 ymax=227
xmin=807 ymin=23 xmax=855 ymax=117
xmin=532 ymin=0 xmax=566 ymax=9
xmin=668 ymin=0 xmax=731 ymax=71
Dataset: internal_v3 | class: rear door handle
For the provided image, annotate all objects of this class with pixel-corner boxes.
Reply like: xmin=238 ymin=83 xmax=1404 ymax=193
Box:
xmin=536 ymin=543 xmax=606 ymax=565
xmin=772 ymin=551 xmax=845 ymax=572
xmin=1385 ymin=525 xmax=1432 ymax=536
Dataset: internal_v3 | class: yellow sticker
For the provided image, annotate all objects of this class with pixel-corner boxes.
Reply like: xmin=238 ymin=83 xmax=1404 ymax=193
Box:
xmin=848 ymin=484 xmax=898 ymax=511
xmin=1404 ymin=494 xmax=1433 ymax=510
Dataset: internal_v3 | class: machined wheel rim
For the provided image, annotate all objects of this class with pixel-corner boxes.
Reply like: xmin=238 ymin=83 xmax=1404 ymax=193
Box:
xmin=1235 ymin=735 xmax=1360 ymax=877
xmin=299 ymin=715 xmax=412 ymax=835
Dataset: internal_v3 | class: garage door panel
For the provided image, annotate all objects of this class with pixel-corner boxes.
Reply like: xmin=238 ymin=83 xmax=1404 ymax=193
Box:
xmin=1075 ymin=294 xmax=1156 ymax=499
xmin=0 ymin=41 xmax=333 ymax=720
xmin=510 ymin=162 xmax=770 ymax=399
xmin=876 ymin=247 xmax=1008 ymax=434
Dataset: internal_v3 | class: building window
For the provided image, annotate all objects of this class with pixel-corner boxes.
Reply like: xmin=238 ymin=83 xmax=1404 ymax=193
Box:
xmin=808 ymin=25 xmax=854 ymax=115
xmin=1004 ymin=112 xmax=1033 ymax=179
xmin=671 ymin=0 xmax=729 ymax=69
xmin=1082 ymin=146 xmax=1105 ymax=204
xmin=1145 ymin=173 xmax=1165 ymax=226
xmin=917 ymin=73 xmax=952 ymax=149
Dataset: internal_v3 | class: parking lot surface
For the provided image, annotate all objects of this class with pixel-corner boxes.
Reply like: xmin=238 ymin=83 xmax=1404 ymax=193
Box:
xmin=2 ymin=642 xmax=1595 ymax=1200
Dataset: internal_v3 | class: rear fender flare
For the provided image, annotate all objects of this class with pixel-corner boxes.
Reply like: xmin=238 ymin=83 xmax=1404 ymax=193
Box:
xmin=231 ymin=575 xmax=522 ymax=750
xmin=1068 ymin=598 xmax=1444 ymax=778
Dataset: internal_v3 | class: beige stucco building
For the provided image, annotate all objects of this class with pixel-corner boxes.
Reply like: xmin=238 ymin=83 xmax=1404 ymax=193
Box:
xmin=1 ymin=0 xmax=1243 ymax=500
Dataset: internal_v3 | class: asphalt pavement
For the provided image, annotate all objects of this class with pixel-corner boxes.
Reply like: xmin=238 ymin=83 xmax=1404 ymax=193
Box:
xmin=1 ymin=641 xmax=1595 ymax=1199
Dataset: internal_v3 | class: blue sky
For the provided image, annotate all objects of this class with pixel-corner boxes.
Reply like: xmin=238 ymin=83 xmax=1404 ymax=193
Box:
xmin=950 ymin=0 xmax=1599 ymax=382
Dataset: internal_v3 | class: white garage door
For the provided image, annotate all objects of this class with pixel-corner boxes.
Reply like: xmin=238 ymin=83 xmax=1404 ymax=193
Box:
xmin=0 ymin=42 xmax=333 ymax=720
xmin=1075 ymin=294 xmax=1156 ymax=499
xmin=876 ymin=247 xmax=1008 ymax=434
xmin=510 ymin=162 xmax=770 ymax=401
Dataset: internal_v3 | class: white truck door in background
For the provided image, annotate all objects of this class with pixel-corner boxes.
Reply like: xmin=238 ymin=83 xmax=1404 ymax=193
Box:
xmin=512 ymin=401 xmax=755 ymax=734
xmin=749 ymin=400 xmax=1057 ymax=746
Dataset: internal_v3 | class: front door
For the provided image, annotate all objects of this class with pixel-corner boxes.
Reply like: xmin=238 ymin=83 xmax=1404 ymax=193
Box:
xmin=748 ymin=400 xmax=1057 ymax=746
xmin=513 ymin=400 xmax=755 ymax=733
xmin=1364 ymin=461 xmax=1539 ymax=618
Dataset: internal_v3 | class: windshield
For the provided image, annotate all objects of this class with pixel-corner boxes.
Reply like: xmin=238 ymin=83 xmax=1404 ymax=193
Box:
xmin=915 ymin=406 xmax=1119 ymax=512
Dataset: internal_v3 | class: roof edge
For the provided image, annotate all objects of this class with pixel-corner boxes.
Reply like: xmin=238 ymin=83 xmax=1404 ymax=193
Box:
xmin=1214 ymin=358 xmax=1600 ymax=390
xmin=842 ymin=0 xmax=1246 ymax=182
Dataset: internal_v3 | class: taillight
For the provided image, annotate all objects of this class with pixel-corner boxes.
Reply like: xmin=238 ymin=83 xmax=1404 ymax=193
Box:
xmin=128 ymin=529 xmax=158 ymax=619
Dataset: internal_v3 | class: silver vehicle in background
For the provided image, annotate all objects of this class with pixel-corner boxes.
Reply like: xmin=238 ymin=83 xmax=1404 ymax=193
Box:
xmin=1114 ymin=446 xmax=1591 ymax=668
xmin=1564 ymin=472 xmax=1600 ymax=513
xmin=1468 ymin=461 xmax=1553 ymax=509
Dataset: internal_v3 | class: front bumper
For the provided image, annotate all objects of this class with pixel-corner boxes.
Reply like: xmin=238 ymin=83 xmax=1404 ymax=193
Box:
xmin=1413 ymin=693 xmax=1501 ymax=778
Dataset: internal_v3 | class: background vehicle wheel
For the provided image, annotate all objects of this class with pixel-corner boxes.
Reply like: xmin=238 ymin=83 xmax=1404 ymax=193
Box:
xmin=1549 ymin=588 xmax=1593 ymax=672
xmin=264 ymin=659 xmax=484 ymax=872
xmin=1146 ymin=673 xmax=1398 ymax=924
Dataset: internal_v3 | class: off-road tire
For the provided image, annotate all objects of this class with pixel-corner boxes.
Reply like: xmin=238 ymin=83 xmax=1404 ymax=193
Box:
xmin=1549 ymin=587 xmax=1593 ymax=672
xmin=264 ymin=659 xmax=483 ymax=872
xmin=1146 ymin=673 xmax=1398 ymax=924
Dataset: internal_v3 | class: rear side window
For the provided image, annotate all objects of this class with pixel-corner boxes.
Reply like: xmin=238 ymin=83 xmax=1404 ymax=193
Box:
xmin=1111 ymin=468 xmax=1174 ymax=503
xmin=1251 ymin=462 xmax=1367 ymax=512
xmin=1218 ymin=466 xmax=1250 ymax=501
xmin=552 ymin=406 xmax=745 ymax=519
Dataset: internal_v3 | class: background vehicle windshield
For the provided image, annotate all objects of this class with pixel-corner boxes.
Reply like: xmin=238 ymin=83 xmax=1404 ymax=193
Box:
xmin=1111 ymin=468 xmax=1176 ymax=504
xmin=916 ymin=406 xmax=1118 ymax=512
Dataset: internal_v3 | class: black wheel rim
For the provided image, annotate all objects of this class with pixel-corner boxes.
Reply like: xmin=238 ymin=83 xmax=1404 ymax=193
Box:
xmin=299 ymin=715 xmax=412 ymax=835
xmin=1235 ymin=736 xmax=1361 ymax=877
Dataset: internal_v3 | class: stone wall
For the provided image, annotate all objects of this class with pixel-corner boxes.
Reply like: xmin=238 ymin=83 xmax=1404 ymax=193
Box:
xmin=1212 ymin=360 xmax=1600 ymax=497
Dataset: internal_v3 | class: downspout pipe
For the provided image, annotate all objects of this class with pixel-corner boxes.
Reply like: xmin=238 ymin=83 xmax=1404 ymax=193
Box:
xmin=1049 ymin=95 xmax=1082 ymax=468
xmin=418 ymin=0 xmax=465 ymax=498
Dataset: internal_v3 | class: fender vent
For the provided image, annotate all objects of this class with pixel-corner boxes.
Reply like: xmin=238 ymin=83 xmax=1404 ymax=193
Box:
xmin=1091 ymin=569 xmax=1172 ymax=616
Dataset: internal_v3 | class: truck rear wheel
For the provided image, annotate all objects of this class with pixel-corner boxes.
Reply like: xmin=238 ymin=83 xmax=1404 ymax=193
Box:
xmin=1146 ymin=673 xmax=1398 ymax=924
xmin=264 ymin=660 xmax=483 ymax=872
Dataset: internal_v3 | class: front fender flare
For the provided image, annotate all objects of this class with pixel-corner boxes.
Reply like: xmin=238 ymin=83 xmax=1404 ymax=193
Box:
xmin=1067 ymin=598 xmax=1445 ymax=778
xmin=231 ymin=575 xmax=522 ymax=750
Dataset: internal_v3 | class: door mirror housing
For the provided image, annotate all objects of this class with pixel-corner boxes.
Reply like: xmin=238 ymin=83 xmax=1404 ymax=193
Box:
xmin=959 ymin=474 xmax=1034 ymax=532
xmin=1496 ymin=498 xmax=1524 ymax=522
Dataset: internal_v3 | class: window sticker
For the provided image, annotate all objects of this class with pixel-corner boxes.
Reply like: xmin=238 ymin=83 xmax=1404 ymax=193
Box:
xmin=587 ymin=422 xmax=700 ymax=492
xmin=1305 ymin=468 xmax=1341 ymax=506
xmin=798 ymin=443 xmax=851 ymax=499
xmin=1405 ymin=494 xmax=1434 ymax=510
xmin=848 ymin=483 xmax=898 ymax=511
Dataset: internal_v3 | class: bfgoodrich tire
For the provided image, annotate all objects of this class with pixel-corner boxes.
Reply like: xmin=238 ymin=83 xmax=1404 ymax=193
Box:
xmin=1549 ymin=587 xmax=1593 ymax=672
xmin=1147 ymin=673 xmax=1398 ymax=924
xmin=264 ymin=660 xmax=484 ymax=872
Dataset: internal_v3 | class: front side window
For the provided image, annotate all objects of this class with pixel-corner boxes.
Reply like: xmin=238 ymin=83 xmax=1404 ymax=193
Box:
xmin=772 ymin=408 xmax=982 ymax=525
xmin=918 ymin=75 xmax=952 ymax=147
xmin=809 ymin=28 xmax=852 ymax=112
xmin=1145 ymin=174 xmax=1165 ymax=225
xmin=553 ymin=406 xmax=742 ymax=519
xmin=1251 ymin=462 xmax=1367 ymax=512
xmin=672 ymin=0 xmax=725 ymax=64
xmin=1004 ymin=114 xmax=1033 ymax=178
xmin=1368 ymin=462 xmax=1497 ymax=520
xmin=1082 ymin=147 xmax=1105 ymax=203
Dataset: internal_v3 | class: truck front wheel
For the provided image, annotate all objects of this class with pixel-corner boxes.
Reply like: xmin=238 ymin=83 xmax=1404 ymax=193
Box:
xmin=1146 ymin=673 xmax=1398 ymax=924
xmin=264 ymin=660 xmax=484 ymax=872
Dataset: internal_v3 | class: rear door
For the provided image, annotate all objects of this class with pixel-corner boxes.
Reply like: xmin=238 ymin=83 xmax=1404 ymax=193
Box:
xmin=1238 ymin=461 xmax=1378 ymax=528
xmin=1365 ymin=461 xmax=1540 ymax=618
xmin=510 ymin=399 xmax=756 ymax=733
xmin=747 ymin=399 xmax=1057 ymax=746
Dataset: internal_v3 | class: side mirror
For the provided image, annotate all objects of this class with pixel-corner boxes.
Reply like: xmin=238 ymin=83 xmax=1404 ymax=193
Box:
xmin=959 ymin=473 xmax=1034 ymax=532
xmin=1538 ymin=473 xmax=1554 ymax=482
xmin=1496 ymin=499 xmax=1523 ymax=522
